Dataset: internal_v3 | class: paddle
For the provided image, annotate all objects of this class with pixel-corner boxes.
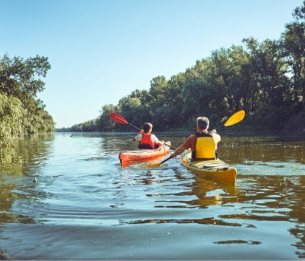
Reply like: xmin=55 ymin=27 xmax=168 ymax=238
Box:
xmin=143 ymin=155 xmax=173 ymax=168
xmin=110 ymin=112 xmax=142 ymax=131
xmin=110 ymin=112 xmax=176 ymax=150
xmin=216 ymin=110 xmax=245 ymax=130
xmin=159 ymin=156 xmax=173 ymax=165
xmin=149 ymin=110 xmax=246 ymax=167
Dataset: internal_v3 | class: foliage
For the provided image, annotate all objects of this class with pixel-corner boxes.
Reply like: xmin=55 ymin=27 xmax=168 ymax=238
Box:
xmin=0 ymin=54 xmax=55 ymax=146
xmin=60 ymin=1 xmax=305 ymax=133
xmin=0 ymin=93 xmax=23 ymax=145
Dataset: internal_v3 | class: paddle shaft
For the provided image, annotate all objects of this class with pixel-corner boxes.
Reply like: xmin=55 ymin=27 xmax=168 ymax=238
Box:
xmin=148 ymin=156 xmax=172 ymax=167
xmin=160 ymin=156 xmax=172 ymax=164
xmin=215 ymin=125 xmax=226 ymax=131
xmin=110 ymin=112 xmax=176 ymax=150
xmin=128 ymin=122 xmax=141 ymax=131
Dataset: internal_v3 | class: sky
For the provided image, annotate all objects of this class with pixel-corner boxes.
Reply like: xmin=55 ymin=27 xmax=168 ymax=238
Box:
xmin=1 ymin=0 xmax=303 ymax=128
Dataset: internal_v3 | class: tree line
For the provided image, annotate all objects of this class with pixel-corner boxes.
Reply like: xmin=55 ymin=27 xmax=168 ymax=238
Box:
xmin=63 ymin=2 xmax=305 ymax=134
xmin=0 ymin=54 xmax=55 ymax=146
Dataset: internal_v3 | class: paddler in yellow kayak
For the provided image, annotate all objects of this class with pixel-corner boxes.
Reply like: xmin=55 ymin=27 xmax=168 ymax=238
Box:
xmin=170 ymin=117 xmax=220 ymax=160
xmin=133 ymin=122 xmax=164 ymax=149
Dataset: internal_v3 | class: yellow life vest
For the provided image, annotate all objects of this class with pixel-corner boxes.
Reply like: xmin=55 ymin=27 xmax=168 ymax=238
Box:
xmin=193 ymin=132 xmax=215 ymax=160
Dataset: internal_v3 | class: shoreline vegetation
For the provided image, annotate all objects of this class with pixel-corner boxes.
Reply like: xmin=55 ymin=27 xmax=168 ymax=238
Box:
xmin=2 ymin=2 xmax=305 ymax=147
xmin=57 ymin=2 xmax=305 ymax=135
xmin=0 ymin=55 xmax=55 ymax=146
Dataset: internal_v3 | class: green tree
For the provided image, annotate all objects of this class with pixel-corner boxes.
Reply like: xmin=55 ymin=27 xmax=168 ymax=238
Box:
xmin=98 ymin=104 xmax=117 ymax=131
xmin=0 ymin=93 xmax=24 ymax=145
xmin=117 ymin=89 xmax=151 ymax=130
xmin=0 ymin=54 xmax=50 ymax=99
xmin=69 ymin=1 xmax=305 ymax=133
xmin=0 ymin=54 xmax=54 ymax=144
xmin=244 ymin=38 xmax=291 ymax=130
xmin=280 ymin=1 xmax=305 ymax=115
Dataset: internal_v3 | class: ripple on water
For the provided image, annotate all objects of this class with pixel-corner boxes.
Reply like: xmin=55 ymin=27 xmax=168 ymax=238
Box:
xmin=236 ymin=160 xmax=305 ymax=176
xmin=1 ymin=133 xmax=305 ymax=260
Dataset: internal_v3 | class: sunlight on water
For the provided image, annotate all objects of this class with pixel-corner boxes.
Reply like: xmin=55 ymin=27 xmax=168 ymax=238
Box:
xmin=0 ymin=132 xmax=305 ymax=260
xmin=237 ymin=160 xmax=305 ymax=176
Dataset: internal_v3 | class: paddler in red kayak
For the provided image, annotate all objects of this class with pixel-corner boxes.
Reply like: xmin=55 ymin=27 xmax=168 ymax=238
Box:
xmin=133 ymin=122 xmax=164 ymax=149
xmin=170 ymin=116 xmax=221 ymax=160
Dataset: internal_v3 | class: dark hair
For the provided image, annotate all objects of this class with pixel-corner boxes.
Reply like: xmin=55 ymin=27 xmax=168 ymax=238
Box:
xmin=196 ymin=117 xmax=209 ymax=130
xmin=143 ymin=122 xmax=153 ymax=133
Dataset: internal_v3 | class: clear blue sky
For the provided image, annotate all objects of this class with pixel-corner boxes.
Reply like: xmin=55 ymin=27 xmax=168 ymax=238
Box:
xmin=1 ymin=0 xmax=303 ymax=128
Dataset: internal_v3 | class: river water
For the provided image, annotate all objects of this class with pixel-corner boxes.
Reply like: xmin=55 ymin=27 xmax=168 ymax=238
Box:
xmin=0 ymin=132 xmax=305 ymax=260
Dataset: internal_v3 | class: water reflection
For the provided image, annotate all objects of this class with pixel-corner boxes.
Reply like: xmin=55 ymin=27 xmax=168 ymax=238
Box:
xmin=0 ymin=133 xmax=54 ymax=224
xmin=1 ymin=132 xmax=305 ymax=259
xmin=219 ymin=135 xmax=305 ymax=164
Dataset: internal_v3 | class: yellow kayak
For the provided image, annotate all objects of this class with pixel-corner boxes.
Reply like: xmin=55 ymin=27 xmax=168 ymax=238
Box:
xmin=180 ymin=151 xmax=237 ymax=185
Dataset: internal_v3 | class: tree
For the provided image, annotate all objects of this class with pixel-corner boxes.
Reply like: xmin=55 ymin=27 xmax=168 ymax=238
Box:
xmin=280 ymin=1 xmax=305 ymax=115
xmin=0 ymin=54 xmax=54 ymax=144
xmin=0 ymin=93 xmax=24 ymax=145
xmin=0 ymin=54 xmax=50 ymax=99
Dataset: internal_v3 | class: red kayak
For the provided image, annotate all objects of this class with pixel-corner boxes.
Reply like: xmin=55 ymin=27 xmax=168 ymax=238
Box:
xmin=119 ymin=141 xmax=171 ymax=167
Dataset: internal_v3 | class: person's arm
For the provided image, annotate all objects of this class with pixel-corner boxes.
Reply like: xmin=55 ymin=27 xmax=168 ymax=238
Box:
xmin=152 ymin=134 xmax=164 ymax=146
xmin=170 ymin=145 xmax=187 ymax=158
xmin=133 ymin=133 xmax=142 ymax=142
xmin=210 ymin=130 xmax=220 ymax=158
xmin=210 ymin=129 xmax=221 ymax=148
xmin=171 ymin=135 xmax=193 ymax=157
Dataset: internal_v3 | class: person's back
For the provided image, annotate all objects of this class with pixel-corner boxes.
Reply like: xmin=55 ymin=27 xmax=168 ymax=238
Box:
xmin=193 ymin=132 xmax=215 ymax=160
xmin=138 ymin=133 xmax=154 ymax=149
xmin=134 ymin=122 xmax=163 ymax=149
xmin=170 ymin=116 xmax=221 ymax=159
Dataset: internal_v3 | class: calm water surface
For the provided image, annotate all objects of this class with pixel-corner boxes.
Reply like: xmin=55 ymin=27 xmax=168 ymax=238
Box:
xmin=0 ymin=132 xmax=305 ymax=260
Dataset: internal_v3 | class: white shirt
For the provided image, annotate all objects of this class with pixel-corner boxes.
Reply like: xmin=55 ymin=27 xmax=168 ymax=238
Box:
xmin=134 ymin=133 xmax=160 ymax=143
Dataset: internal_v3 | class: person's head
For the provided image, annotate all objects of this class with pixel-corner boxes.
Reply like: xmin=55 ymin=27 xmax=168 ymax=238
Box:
xmin=143 ymin=122 xmax=153 ymax=133
xmin=196 ymin=117 xmax=209 ymax=130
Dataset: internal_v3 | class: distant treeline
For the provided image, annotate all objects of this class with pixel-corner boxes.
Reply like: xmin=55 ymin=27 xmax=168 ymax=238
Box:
xmin=61 ymin=2 xmax=305 ymax=134
xmin=0 ymin=54 xmax=55 ymax=146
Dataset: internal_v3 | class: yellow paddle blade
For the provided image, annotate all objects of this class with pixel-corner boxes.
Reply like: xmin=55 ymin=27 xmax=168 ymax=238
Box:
xmin=224 ymin=110 xmax=245 ymax=127
xmin=138 ymin=161 xmax=161 ymax=168
xmin=146 ymin=162 xmax=162 ymax=167
xmin=140 ymin=156 xmax=173 ymax=168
